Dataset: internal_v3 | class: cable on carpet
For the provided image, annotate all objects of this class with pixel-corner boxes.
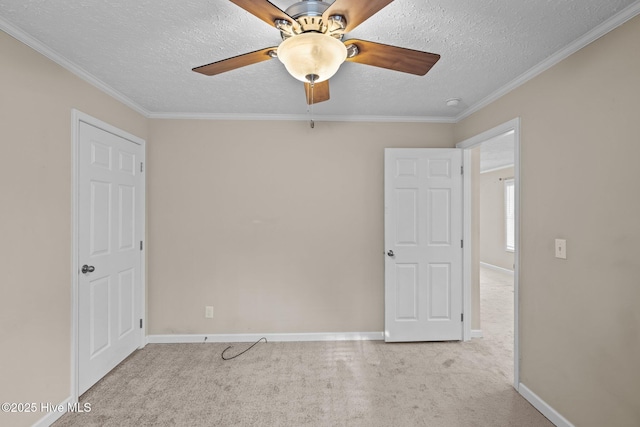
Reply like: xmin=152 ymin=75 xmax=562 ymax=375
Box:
xmin=221 ymin=337 xmax=267 ymax=360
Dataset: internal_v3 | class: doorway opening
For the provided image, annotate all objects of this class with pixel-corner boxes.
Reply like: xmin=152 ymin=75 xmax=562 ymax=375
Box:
xmin=458 ymin=118 xmax=520 ymax=389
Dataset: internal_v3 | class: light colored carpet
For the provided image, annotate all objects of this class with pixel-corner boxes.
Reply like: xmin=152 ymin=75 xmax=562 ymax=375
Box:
xmin=55 ymin=267 xmax=552 ymax=426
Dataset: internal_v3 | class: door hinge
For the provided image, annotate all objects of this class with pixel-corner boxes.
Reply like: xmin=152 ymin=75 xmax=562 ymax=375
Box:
xmin=140 ymin=162 xmax=144 ymax=173
xmin=140 ymin=241 xmax=143 ymax=250
xmin=461 ymin=313 xmax=464 ymax=322
xmin=461 ymin=240 xmax=464 ymax=248
xmin=140 ymin=319 xmax=143 ymax=329
xmin=461 ymin=166 xmax=464 ymax=175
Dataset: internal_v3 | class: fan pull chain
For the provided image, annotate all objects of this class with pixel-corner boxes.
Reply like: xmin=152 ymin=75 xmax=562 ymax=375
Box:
xmin=310 ymin=81 xmax=315 ymax=128
xmin=305 ymin=73 xmax=318 ymax=129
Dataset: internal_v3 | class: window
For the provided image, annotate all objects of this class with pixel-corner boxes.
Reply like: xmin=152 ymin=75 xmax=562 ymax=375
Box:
xmin=505 ymin=178 xmax=515 ymax=252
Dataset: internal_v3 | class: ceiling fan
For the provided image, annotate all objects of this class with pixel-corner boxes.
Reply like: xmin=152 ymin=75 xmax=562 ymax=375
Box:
xmin=192 ymin=0 xmax=440 ymax=105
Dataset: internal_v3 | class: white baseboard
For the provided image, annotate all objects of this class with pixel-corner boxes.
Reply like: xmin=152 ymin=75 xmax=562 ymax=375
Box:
xmin=519 ymin=383 xmax=574 ymax=427
xmin=147 ymin=331 xmax=385 ymax=344
xmin=32 ymin=396 xmax=73 ymax=427
xmin=471 ymin=329 xmax=483 ymax=338
xmin=480 ymin=262 xmax=514 ymax=275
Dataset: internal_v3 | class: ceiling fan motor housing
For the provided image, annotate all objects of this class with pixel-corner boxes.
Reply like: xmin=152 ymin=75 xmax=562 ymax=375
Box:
xmin=279 ymin=0 xmax=346 ymax=39
xmin=285 ymin=0 xmax=330 ymax=19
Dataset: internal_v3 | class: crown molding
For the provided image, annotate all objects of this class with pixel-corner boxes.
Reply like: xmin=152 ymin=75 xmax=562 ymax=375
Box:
xmin=147 ymin=111 xmax=456 ymax=123
xmin=0 ymin=16 xmax=151 ymax=118
xmin=455 ymin=1 xmax=640 ymax=122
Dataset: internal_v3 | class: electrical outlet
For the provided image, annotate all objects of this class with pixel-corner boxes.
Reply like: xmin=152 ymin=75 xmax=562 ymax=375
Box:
xmin=205 ymin=306 xmax=214 ymax=318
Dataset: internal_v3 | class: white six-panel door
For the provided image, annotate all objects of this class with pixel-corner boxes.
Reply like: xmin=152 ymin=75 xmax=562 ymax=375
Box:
xmin=78 ymin=121 xmax=143 ymax=394
xmin=384 ymin=149 xmax=463 ymax=342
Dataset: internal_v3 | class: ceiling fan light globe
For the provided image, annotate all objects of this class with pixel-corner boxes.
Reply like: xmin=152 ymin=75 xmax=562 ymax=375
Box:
xmin=277 ymin=33 xmax=347 ymax=83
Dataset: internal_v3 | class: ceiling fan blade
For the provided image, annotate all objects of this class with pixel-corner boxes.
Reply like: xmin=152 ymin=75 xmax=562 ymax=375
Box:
xmin=192 ymin=47 xmax=277 ymax=76
xmin=344 ymin=39 xmax=440 ymax=75
xmin=229 ymin=0 xmax=294 ymax=28
xmin=304 ymin=80 xmax=330 ymax=105
xmin=322 ymin=0 xmax=393 ymax=32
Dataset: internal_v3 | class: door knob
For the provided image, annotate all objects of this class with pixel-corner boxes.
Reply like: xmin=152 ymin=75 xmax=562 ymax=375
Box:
xmin=81 ymin=265 xmax=95 ymax=274
xmin=387 ymin=250 xmax=394 ymax=257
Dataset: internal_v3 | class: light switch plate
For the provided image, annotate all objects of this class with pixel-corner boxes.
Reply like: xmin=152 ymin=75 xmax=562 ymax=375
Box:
xmin=555 ymin=239 xmax=567 ymax=259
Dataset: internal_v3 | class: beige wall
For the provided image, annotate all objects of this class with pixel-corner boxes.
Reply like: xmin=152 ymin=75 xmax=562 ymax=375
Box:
xmin=480 ymin=167 xmax=515 ymax=270
xmin=147 ymin=120 xmax=455 ymax=334
xmin=455 ymin=15 xmax=640 ymax=427
xmin=0 ymin=31 xmax=147 ymax=427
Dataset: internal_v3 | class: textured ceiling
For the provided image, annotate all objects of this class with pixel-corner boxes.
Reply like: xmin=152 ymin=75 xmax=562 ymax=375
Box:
xmin=480 ymin=131 xmax=514 ymax=173
xmin=0 ymin=0 xmax=638 ymax=120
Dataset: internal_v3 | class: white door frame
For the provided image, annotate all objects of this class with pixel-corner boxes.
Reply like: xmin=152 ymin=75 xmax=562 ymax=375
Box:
xmin=70 ymin=109 xmax=146 ymax=402
xmin=456 ymin=117 xmax=520 ymax=390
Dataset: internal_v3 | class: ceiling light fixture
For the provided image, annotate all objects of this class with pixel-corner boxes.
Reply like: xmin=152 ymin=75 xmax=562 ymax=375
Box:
xmin=277 ymin=32 xmax=347 ymax=83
